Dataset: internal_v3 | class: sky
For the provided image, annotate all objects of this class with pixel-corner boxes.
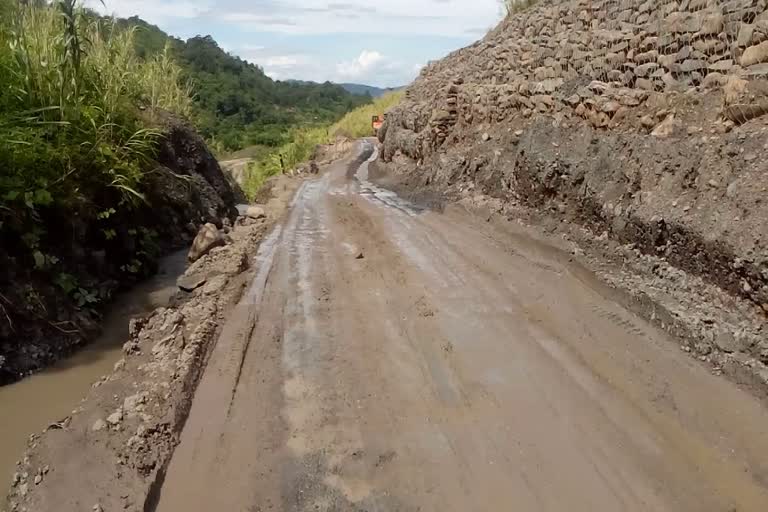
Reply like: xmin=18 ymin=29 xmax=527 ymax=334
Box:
xmin=85 ymin=0 xmax=503 ymax=88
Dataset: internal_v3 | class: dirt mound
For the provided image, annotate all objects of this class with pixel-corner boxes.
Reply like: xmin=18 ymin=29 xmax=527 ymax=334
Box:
xmin=0 ymin=114 xmax=238 ymax=384
xmin=379 ymin=0 xmax=768 ymax=392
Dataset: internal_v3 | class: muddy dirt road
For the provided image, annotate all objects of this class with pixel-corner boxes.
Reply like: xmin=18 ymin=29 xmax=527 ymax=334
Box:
xmin=153 ymin=142 xmax=768 ymax=512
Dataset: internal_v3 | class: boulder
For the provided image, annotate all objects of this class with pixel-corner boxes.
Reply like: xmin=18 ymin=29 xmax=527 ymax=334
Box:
xmin=177 ymin=273 xmax=207 ymax=292
xmin=741 ymin=41 xmax=768 ymax=67
xmin=651 ymin=114 xmax=682 ymax=138
xmin=245 ymin=205 xmax=267 ymax=219
xmin=188 ymin=223 xmax=225 ymax=263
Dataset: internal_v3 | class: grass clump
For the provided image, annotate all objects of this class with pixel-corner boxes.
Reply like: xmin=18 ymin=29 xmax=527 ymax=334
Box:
xmin=500 ymin=0 xmax=539 ymax=14
xmin=330 ymin=91 xmax=404 ymax=139
xmin=242 ymin=126 xmax=329 ymax=198
xmin=0 ymin=0 xmax=193 ymax=285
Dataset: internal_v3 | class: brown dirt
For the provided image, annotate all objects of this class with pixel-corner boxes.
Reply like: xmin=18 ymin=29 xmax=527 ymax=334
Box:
xmin=3 ymin=171 xmax=305 ymax=512
xmin=8 ymin=141 xmax=768 ymax=511
xmin=144 ymin=142 xmax=768 ymax=512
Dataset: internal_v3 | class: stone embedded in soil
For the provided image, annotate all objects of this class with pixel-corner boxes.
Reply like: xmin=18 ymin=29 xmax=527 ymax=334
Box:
xmin=91 ymin=419 xmax=107 ymax=432
xmin=123 ymin=393 xmax=147 ymax=415
xmin=201 ymin=274 xmax=229 ymax=295
xmin=33 ymin=474 xmax=42 ymax=485
xmin=245 ymin=205 xmax=267 ymax=219
xmin=106 ymin=409 xmax=123 ymax=426
xmin=651 ymin=115 xmax=682 ymax=138
xmin=177 ymin=273 xmax=208 ymax=292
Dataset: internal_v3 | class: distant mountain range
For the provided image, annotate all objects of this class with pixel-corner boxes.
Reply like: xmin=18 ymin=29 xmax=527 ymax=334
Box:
xmin=286 ymin=80 xmax=402 ymax=97
xmin=337 ymin=83 xmax=404 ymax=97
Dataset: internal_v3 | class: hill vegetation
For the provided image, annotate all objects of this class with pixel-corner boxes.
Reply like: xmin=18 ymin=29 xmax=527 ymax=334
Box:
xmin=243 ymin=91 xmax=404 ymax=198
xmin=122 ymin=17 xmax=371 ymax=153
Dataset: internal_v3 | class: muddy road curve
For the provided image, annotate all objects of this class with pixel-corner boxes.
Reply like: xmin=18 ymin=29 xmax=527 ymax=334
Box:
xmin=154 ymin=143 xmax=768 ymax=512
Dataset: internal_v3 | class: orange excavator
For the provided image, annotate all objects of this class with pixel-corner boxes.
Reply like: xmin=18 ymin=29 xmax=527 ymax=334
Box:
xmin=371 ymin=114 xmax=385 ymax=136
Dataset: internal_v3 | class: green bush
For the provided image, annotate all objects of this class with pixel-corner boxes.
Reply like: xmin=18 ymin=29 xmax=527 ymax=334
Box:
xmin=242 ymin=126 xmax=330 ymax=198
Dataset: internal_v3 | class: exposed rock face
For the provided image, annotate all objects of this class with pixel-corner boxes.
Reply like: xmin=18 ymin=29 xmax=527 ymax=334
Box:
xmin=380 ymin=0 xmax=768 ymax=376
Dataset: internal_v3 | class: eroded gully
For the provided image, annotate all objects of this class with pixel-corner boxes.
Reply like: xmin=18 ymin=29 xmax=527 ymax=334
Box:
xmin=0 ymin=249 xmax=188 ymax=484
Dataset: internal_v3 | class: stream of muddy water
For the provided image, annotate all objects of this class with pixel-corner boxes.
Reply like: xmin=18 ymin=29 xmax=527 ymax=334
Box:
xmin=0 ymin=249 xmax=188 ymax=483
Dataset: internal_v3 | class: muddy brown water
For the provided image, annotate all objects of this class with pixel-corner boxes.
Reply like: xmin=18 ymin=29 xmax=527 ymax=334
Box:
xmin=0 ymin=248 xmax=188 ymax=483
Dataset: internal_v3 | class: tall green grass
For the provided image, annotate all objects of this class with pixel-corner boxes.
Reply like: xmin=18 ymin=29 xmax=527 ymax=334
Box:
xmin=330 ymin=91 xmax=404 ymax=139
xmin=242 ymin=91 xmax=404 ymax=200
xmin=0 ymin=0 xmax=193 ymax=271
xmin=242 ymin=126 xmax=329 ymax=199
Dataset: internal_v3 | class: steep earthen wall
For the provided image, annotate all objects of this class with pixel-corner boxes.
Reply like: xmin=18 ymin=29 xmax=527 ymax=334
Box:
xmin=381 ymin=0 xmax=768 ymax=365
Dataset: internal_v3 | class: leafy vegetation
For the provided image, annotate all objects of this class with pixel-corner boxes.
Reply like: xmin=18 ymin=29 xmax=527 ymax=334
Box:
xmin=242 ymin=91 xmax=404 ymax=199
xmin=0 ymin=0 xmax=192 ymax=305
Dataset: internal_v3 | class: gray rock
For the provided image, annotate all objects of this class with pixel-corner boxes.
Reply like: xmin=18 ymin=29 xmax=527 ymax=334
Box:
xmin=177 ymin=273 xmax=207 ymax=292
xmin=701 ymin=72 xmax=726 ymax=89
xmin=245 ymin=205 xmax=266 ymax=219
xmin=714 ymin=330 xmax=748 ymax=353
xmin=202 ymin=274 xmax=229 ymax=295
xmin=106 ymin=409 xmax=123 ymax=426
xmin=18 ymin=483 xmax=28 ymax=497
xmin=737 ymin=24 xmax=755 ymax=47
xmin=123 ymin=393 xmax=146 ymax=415
xmin=635 ymin=62 xmax=658 ymax=78
xmin=700 ymin=13 xmax=724 ymax=35
xmin=680 ymin=59 xmax=707 ymax=72
xmin=481 ymin=133 xmax=490 ymax=141
xmin=651 ymin=115 xmax=682 ymax=138
xmin=636 ymin=78 xmax=655 ymax=91
xmin=741 ymin=41 xmax=768 ymax=66
xmin=745 ymin=63 xmax=768 ymax=76
xmin=33 ymin=474 xmax=41 ymax=485
xmin=188 ymin=223 xmax=225 ymax=263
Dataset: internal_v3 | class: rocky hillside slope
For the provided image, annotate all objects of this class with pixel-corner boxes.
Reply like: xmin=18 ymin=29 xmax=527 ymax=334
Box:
xmin=380 ymin=0 xmax=768 ymax=387
xmin=0 ymin=116 xmax=238 ymax=384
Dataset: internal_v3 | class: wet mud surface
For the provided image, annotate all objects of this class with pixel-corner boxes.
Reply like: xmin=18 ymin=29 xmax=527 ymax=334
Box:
xmin=152 ymin=143 xmax=768 ymax=512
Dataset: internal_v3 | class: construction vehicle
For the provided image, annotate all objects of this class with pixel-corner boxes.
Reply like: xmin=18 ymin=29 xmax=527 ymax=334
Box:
xmin=371 ymin=114 xmax=385 ymax=136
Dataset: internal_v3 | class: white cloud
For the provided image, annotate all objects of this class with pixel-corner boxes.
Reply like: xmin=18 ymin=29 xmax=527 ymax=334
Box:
xmin=84 ymin=0 xmax=503 ymax=86
xmin=336 ymin=51 xmax=385 ymax=79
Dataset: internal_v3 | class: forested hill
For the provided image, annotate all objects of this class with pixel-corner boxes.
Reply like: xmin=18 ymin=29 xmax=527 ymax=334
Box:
xmin=119 ymin=17 xmax=370 ymax=152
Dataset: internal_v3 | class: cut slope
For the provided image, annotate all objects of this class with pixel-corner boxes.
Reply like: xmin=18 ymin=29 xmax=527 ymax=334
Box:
xmin=380 ymin=0 xmax=768 ymax=385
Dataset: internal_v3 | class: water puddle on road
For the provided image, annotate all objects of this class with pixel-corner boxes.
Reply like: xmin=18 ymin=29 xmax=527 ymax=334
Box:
xmin=0 ymin=248 xmax=189 ymax=483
